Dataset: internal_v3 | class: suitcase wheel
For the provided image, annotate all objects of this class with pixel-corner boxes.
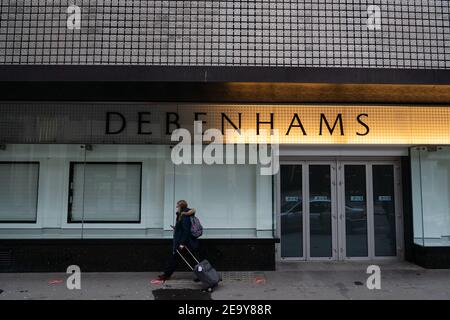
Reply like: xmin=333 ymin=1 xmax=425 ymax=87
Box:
xmin=201 ymin=284 xmax=217 ymax=293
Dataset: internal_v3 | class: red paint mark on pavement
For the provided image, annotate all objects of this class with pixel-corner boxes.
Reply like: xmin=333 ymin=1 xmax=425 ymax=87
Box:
xmin=150 ymin=279 xmax=164 ymax=285
xmin=48 ymin=279 xmax=64 ymax=285
xmin=253 ymin=276 xmax=266 ymax=285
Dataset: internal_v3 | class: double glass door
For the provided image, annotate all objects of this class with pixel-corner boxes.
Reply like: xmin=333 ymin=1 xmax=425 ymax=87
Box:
xmin=279 ymin=160 xmax=402 ymax=260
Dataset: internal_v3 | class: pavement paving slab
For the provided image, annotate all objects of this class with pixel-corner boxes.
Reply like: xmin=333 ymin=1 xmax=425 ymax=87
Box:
xmin=0 ymin=261 xmax=449 ymax=300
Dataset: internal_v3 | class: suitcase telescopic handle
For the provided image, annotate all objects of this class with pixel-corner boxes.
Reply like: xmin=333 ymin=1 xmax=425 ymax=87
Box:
xmin=183 ymin=246 xmax=200 ymax=264
xmin=176 ymin=249 xmax=194 ymax=270
xmin=176 ymin=246 xmax=200 ymax=270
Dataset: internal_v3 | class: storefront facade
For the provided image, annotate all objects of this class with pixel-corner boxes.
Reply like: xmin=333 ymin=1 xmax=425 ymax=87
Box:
xmin=0 ymin=99 xmax=450 ymax=270
xmin=1 ymin=1 xmax=450 ymax=271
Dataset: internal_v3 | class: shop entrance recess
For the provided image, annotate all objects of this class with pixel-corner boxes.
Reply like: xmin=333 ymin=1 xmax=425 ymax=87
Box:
xmin=278 ymin=159 xmax=403 ymax=261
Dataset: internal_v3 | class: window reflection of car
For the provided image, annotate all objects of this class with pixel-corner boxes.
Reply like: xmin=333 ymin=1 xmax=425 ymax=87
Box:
xmin=345 ymin=203 xmax=366 ymax=233
xmin=280 ymin=199 xmax=332 ymax=234
xmin=309 ymin=200 xmax=332 ymax=233
xmin=281 ymin=199 xmax=365 ymax=234
xmin=280 ymin=200 xmax=303 ymax=234
xmin=373 ymin=202 xmax=394 ymax=234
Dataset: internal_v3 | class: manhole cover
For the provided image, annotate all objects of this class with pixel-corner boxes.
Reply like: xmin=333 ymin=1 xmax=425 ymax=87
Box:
xmin=152 ymin=289 xmax=212 ymax=300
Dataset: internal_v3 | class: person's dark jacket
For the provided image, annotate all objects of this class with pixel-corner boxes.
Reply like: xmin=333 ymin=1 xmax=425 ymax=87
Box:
xmin=172 ymin=208 xmax=199 ymax=253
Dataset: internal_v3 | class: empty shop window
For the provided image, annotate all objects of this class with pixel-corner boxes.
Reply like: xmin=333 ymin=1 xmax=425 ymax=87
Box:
xmin=0 ymin=162 xmax=39 ymax=223
xmin=68 ymin=163 xmax=142 ymax=223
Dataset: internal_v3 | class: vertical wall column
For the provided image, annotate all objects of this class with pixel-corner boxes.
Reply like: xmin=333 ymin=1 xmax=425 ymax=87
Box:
xmin=256 ymin=166 xmax=273 ymax=238
xmin=163 ymin=159 xmax=176 ymax=238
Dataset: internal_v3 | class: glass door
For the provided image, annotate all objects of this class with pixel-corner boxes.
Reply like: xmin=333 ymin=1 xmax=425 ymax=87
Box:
xmin=279 ymin=159 xmax=401 ymax=261
xmin=279 ymin=164 xmax=304 ymax=259
xmin=339 ymin=163 xmax=369 ymax=258
xmin=306 ymin=163 xmax=337 ymax=260
xmin=279 ymin=161 xmax=338 ymax=260
xmin=372 ymin=164 xmax=398 ymax=257
xmin=337 ymin=161 xmax=402 ymax=260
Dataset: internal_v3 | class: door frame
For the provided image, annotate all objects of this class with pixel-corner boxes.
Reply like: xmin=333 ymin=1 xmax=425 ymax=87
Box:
xmin=336 ymin=160 xmax=373 ymax=261
xmin=276 ymin=157 xmax=404 ymax=262
xmin=276 ymin=161 xmax=307 ymax=261
xmin=305 ymin=160 xmax=338 ymax=261
xmin=337 ymin=160 xmax=404 ymax=260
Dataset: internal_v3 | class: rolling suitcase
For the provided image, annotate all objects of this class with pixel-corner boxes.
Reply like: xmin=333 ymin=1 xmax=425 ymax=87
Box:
xmin=177 ymin=246 xmax=222 ymax=291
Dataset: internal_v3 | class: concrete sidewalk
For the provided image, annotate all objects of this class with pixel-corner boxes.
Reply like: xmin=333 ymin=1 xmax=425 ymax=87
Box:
xmin=1 ymin=261 xmax=450 ymax=300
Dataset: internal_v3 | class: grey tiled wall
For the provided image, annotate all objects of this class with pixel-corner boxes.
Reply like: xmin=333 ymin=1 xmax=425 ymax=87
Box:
xmin=1 ymin=1 xmax=449 ymax=68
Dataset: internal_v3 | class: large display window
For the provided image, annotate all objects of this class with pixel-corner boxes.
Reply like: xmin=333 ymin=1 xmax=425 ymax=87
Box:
xmin=0 ymin=162 xmax=39 ymax=222
xmin=69 ymin=162 xmax=142 ymax=223
xmin=0 ymin=144 xmax=273 ymax=239
xmin=411 ymin=147 xmax=450 ymax=247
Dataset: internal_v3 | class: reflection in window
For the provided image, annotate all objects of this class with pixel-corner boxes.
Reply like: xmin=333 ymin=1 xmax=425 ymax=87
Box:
xmin=309 ymin=165 xmax=332 ymax=258
xmin=344 ymin=165 xmax=368 ymax=257
xmin=373 ymin=165 xmax=396 ymax=256
xmin=280 ymin=165 xmax=303 ymax=258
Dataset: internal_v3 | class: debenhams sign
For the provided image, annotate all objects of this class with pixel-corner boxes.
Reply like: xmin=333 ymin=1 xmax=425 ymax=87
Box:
xmin=102 ymin=104 xmax=450 ymax=145
xmin=105 ymin=111 xmax=369 ymax=137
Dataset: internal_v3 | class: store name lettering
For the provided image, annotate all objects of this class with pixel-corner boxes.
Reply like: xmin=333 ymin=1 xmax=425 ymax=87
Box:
xmin=105 ymin=112 xmax=370 ymax=136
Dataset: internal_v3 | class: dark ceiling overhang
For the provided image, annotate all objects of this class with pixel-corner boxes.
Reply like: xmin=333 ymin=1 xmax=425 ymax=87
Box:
xmin=1 ymin=81 xmax=449 ymax=104
xmin=1 ymin=65 xmax=450 ymax=84
xmin=0 ymin=66 xmax=449 ymax=104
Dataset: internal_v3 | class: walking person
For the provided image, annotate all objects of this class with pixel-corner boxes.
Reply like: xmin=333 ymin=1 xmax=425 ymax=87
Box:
xmin=157 ymin=200 xmax=198 ymax=281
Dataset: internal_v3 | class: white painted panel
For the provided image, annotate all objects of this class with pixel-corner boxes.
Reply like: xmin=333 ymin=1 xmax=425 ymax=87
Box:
xmin=173 ymin=164 xmax=258 ymax=229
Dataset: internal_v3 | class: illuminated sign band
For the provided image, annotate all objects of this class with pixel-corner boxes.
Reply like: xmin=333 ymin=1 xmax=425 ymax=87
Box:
xmin=105 ymin=104 xmax=450 ymax=145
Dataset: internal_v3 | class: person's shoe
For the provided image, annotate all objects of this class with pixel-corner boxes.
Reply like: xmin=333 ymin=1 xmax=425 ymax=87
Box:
xmin=157 ymin=274 xmax=170 ymax=281
xmin=193 ymin=278 xmax=201 ymax=283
